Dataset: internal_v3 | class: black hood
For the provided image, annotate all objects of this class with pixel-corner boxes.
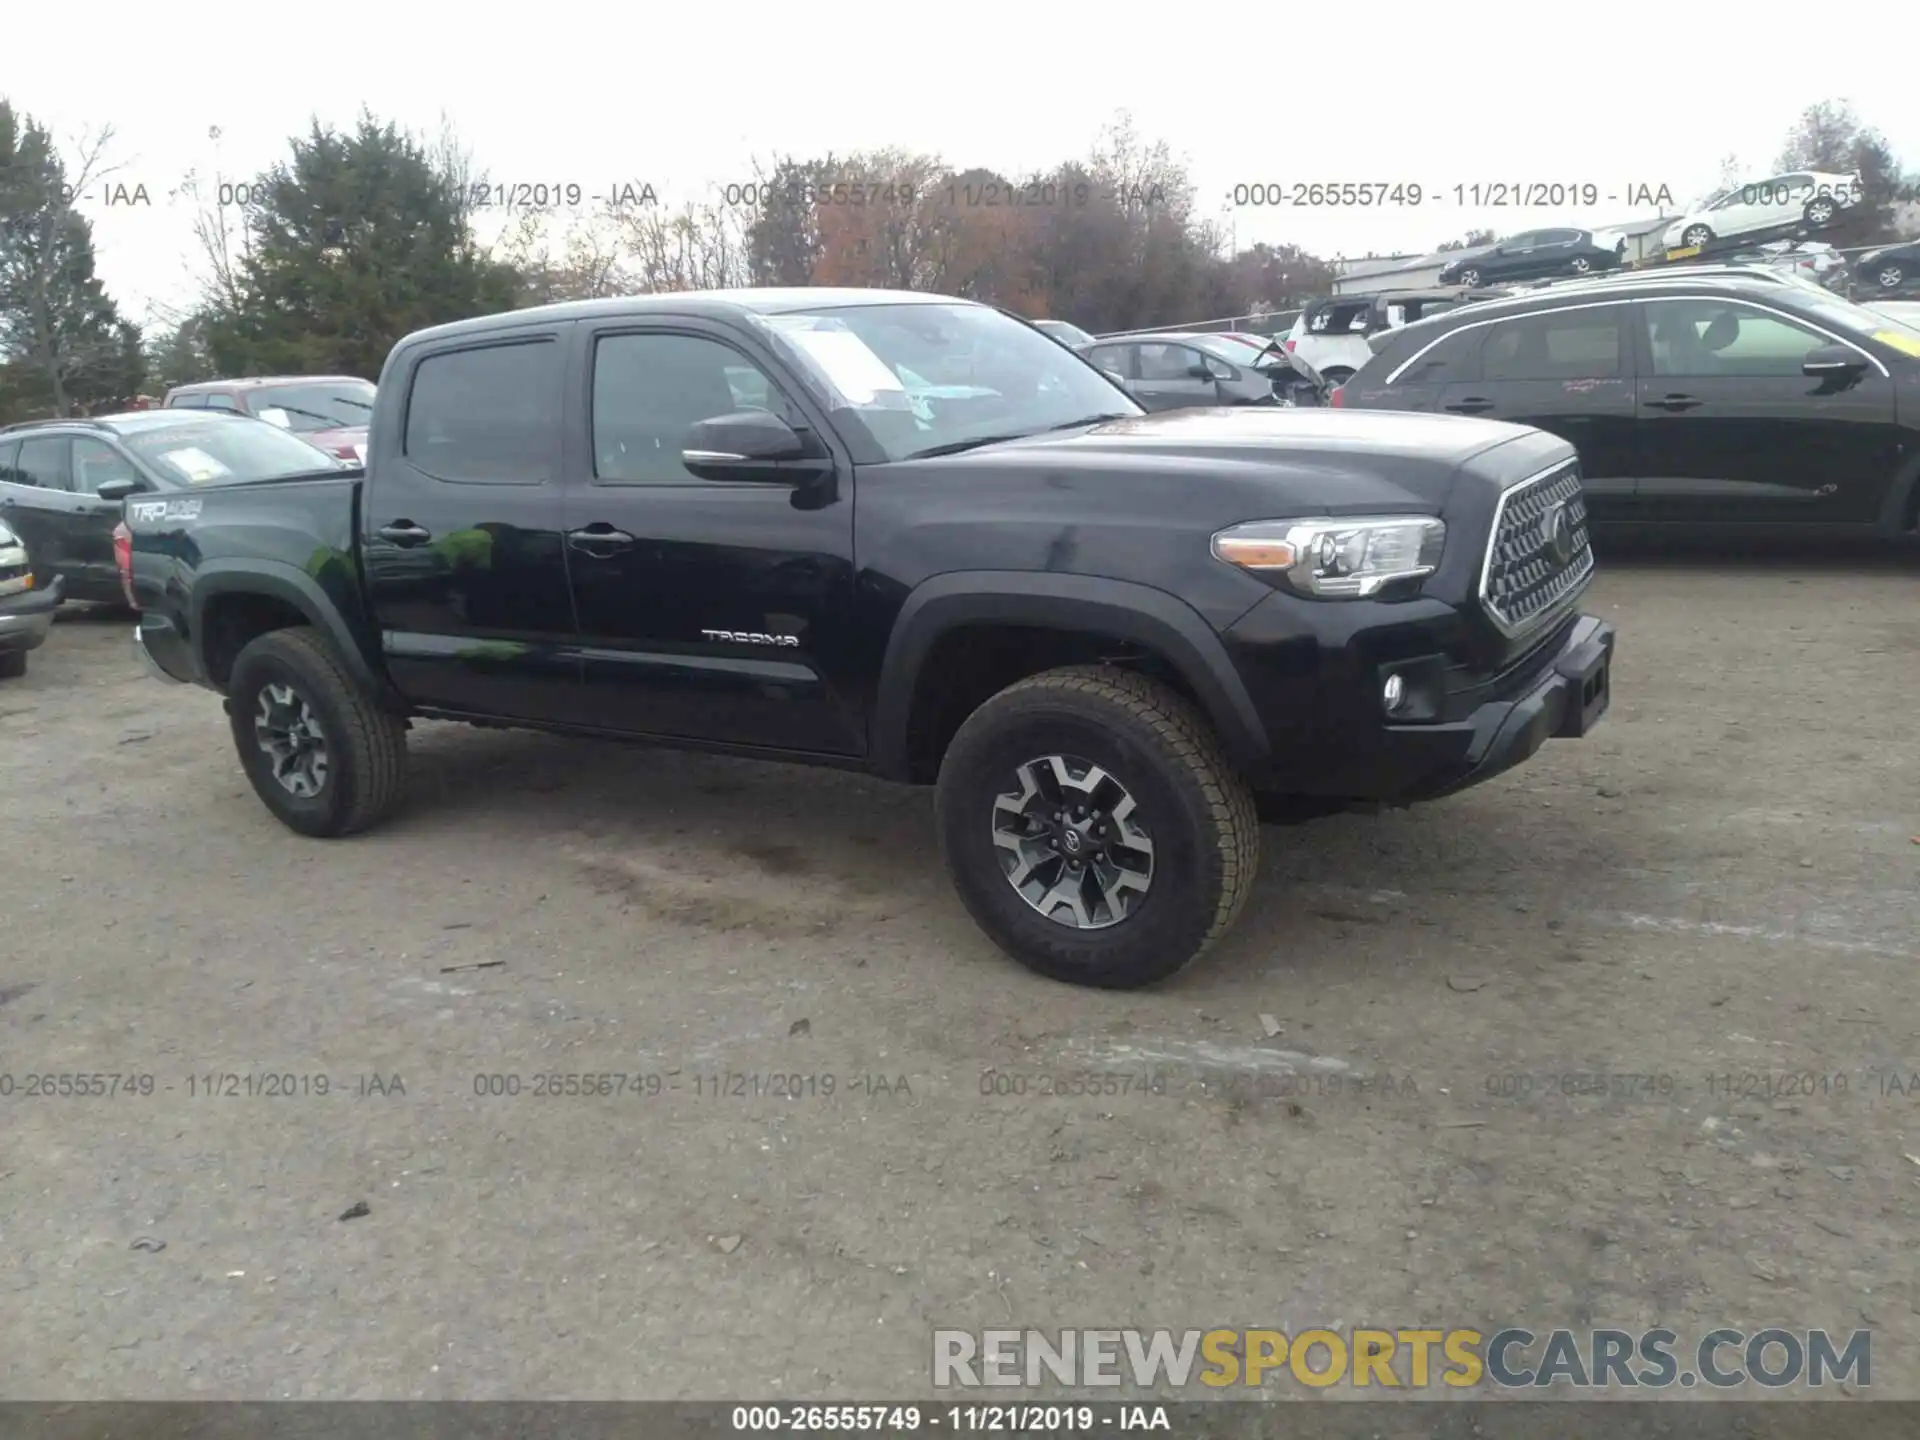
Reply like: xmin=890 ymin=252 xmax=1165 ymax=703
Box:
xmin=900 ymin=407 xmax=1541 ymax=515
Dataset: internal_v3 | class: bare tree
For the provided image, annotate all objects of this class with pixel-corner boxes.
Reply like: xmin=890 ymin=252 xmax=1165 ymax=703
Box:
xmin=0 ymin=116 xmax=129 ymax=416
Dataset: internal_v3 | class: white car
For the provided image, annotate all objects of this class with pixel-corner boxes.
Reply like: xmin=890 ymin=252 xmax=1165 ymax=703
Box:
xmin=1663 ymin=171 xmax=1861 ymax=251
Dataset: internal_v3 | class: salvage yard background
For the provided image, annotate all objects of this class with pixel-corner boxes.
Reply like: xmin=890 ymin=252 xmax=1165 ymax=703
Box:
xmin=3 ymin=547 xmax=1916 ymax=1396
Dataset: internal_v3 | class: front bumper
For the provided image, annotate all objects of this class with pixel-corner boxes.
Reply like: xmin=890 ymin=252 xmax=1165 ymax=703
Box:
xmin=0 ymin=575 xmax=62 ymax=652
xmin=1223 ymin=600 xmax=1615 ymax=804
xmin=1396 ymin=614 xmax=1612 ymax=802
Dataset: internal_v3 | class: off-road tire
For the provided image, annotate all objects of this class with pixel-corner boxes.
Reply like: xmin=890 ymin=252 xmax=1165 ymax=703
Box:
xmin=935 ymin=665 xmax=1259 ymax=989
xmin=227 ymin=626 xmax=407 ymax=838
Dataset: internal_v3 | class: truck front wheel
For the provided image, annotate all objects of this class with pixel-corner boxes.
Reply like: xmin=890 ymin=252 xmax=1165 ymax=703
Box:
xmin=227 ymin=626 xmax=407 ymax=837
xmin=935 ymin=665 xmax=1260 ymax=988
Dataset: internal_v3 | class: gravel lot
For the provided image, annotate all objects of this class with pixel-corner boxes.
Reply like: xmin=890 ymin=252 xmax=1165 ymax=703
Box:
xmin=3 ymin=547 xmax=1917 ymax=1402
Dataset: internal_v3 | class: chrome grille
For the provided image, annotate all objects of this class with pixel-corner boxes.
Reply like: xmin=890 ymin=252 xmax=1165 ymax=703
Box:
xmin=1479 ymin=463 xmax=1593 ymax=636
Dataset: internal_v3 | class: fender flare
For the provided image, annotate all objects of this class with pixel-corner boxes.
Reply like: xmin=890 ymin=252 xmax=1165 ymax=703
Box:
xmin=189 ymin=559 xmax=400 ymax=707
xmin=869 ymin=570 xmax=1270 ymax=781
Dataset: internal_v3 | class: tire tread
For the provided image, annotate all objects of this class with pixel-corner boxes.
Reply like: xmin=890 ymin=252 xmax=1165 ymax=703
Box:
xmin=941 ymin=663 xmax=1259 ymax=985
xmin=232 ymin=626 xmax=406 ymax=836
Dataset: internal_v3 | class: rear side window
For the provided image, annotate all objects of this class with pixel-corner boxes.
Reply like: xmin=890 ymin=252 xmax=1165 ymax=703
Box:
xmin=166 ymin=393 xmax=205 ymax=409
xmin=404 ymin=340 xmax=561 ymax=484
xmin=201 ymin=394 xmax=240 ymax=412
xmin=1387 ymin=326 xmax=1483 ymax=386
xmin=17 ymin=437 xmax=72 ymax=490
xmin=1309 ymin=303 xmax=1369 ymax=334
xmin=1481 ymin=307 xmax=1625 ymax=381
xmin=1085 ymin=343 xmax=1131 ymax=376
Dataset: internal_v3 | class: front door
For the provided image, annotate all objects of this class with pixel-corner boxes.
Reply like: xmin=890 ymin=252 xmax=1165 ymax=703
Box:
xmin=556 ymin=320 xmax=861 ymax=755
xmin=1433 ymin=303 xmax=1640 ymax=519
xmin=361 ymin=328 xmax=584 ymax=720
xmin=69 ymin=436 xmax=150 ymax=591
xmin=1631 ymin=297 xmax=1899 ymax=525
xmin=1131 ymin=341 xmax=1219 ymax=411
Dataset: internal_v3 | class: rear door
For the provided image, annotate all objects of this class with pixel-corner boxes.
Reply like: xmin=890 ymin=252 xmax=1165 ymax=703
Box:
xmin=362 ymin=327 xmax=583 ymax=720
xmin=0 ymin=436 xmax=81 ymax=584
xmin=555 ymin=319 xmax=861 ymax=753
xmin=1435 ymin=303 xmax=1640 ymax=518
xmin=1630 ymin=296 xmax=1898 ymax=524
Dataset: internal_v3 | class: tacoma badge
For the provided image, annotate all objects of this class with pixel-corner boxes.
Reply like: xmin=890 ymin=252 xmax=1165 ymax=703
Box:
xmin=701 ymin=629 xmax=800 ymax=647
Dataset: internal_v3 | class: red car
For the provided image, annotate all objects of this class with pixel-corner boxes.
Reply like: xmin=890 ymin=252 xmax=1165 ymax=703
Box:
xmin=161 ymin=376 xmax=374 ymax=463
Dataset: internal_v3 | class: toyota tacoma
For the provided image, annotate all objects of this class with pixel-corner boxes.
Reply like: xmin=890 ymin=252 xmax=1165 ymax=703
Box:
xmin=126 ymin=289 xmax=1614 ymax=988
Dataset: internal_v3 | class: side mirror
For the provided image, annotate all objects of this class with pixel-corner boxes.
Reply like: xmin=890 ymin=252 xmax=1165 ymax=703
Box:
xmin=682 ymin=410 xmax=829 ymax=485
xmin=1186 ymin=361 xmax=1214 ymax=381
xmin=96 ymin=478 xmax=138 ymax=501
xmin=1801 ymin=344 xmax=1866 ymax=377
xmin=1100 ymin=368 xmax=1131 ymax=393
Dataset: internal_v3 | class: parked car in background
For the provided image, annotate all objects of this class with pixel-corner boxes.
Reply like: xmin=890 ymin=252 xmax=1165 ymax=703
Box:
xmin=0 ymin=518 xmax=58 ymax=679
xmin=1284 ymin=289 xmax=1510 ymax=386
xmin=1852 ymin=239 xmax=1920 ymax=293
xmin=1436 ymin=229 xmax=1628 ymax=289
xmin=1080 ymin=331 xmax=1327 ymax=410
xmin=163 ymin=376 xmax=376 ymax=463
xmin=1335 ymin=271 xmax=1920 ymax=535
xmin=1662 ymin=172 xmax=1861 ymax=252
xmin=1032 ymin=319 xmax=1097 ymax=348
xmin=0 ymin=412 xmax=352 ymax=604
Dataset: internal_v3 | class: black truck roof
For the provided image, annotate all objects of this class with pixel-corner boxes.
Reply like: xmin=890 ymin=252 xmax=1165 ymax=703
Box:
xmin=405 ymin=288 xmax=966 ymax=349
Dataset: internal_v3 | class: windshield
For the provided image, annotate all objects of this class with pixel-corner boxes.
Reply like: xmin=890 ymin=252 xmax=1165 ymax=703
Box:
xmin=752 ymin=302 xmax=1139 ymax=462
xmin=248 ymin=381 xmax=376 ymax=432
xmin=121 ymin=418 xmax=345 ymax=486
xmin=1795 ymin=292 xmax=1920 ymax=342
xmin=1036 ymin=320 xmax=1096 ymax=347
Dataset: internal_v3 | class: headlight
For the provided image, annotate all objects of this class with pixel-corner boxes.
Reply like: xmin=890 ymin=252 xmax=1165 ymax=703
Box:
xmin=1211 ymin=516 xmax=1445 ymax=598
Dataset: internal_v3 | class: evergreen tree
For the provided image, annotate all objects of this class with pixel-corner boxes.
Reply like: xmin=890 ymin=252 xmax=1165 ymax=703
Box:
xmin=205 ymin=113 xmax=523 ymax=379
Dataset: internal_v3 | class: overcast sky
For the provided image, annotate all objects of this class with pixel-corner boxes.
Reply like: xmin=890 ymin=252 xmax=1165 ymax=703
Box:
xmin=8 ymin=2 xmax=1916 ymax=327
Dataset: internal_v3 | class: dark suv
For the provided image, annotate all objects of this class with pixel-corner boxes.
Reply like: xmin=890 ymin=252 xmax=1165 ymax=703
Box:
xmin=0 ymin=412 xmax=350 ymax=603
xmin=1335 ymin=272 xmax=1920 ymax=533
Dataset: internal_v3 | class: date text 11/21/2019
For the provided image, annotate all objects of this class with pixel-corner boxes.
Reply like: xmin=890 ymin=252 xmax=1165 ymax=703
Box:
xmin=1226 ymin=182 xmax=1677 ymax=209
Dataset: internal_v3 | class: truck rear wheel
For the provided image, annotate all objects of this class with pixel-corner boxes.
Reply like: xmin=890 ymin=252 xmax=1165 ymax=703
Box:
xmin=227 ymin=626 xmax=407 ymax=838
xmin=935 ymin=665 xmax=1259 ymax=988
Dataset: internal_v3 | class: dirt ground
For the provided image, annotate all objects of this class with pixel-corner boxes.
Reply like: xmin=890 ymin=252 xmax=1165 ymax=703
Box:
xmin=2 ymin=546 xmax=1916 ymax=1405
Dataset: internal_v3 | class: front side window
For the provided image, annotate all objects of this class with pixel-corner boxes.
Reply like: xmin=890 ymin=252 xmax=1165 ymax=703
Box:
xmin=750 ymin=301 xmax=1138 ymax=463
xmin=592 ymin=333 xmax=801 ymax=485
xmin=404 ymin=340 xmax=561 ymax=484
xmin=1640 ymin=299 xmax=1831 ymax=378
xmin=1481 ymin=307 xmax=1624 ymax=381
xmin=73 ymin=437 xmax=140 ymax=493
xmin=1136 ymin=343 xmax=1203 ymax=381
xmin=1392 ymin=327 xmax=1482 ymax=386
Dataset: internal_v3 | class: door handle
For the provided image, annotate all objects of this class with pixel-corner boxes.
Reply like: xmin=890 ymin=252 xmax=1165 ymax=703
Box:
xmin=1646 ymin=394 xmax=1703 ymax=412
xmin=377 ymin=522 xmax=432 ymax=545
xmin=567 ymin=525 xmax=635 ymax=552
xmin=1444 ymin=397 xmax=1495 ymax=414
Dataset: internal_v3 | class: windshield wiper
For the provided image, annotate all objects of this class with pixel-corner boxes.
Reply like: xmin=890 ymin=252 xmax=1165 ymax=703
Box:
xmin=903 ymin=413 xmax=1131 ymax=461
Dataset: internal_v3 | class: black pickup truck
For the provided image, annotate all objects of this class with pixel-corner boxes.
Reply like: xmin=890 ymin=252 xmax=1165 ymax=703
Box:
xmin=127 ymin=288 xmax=1614 ymax=988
